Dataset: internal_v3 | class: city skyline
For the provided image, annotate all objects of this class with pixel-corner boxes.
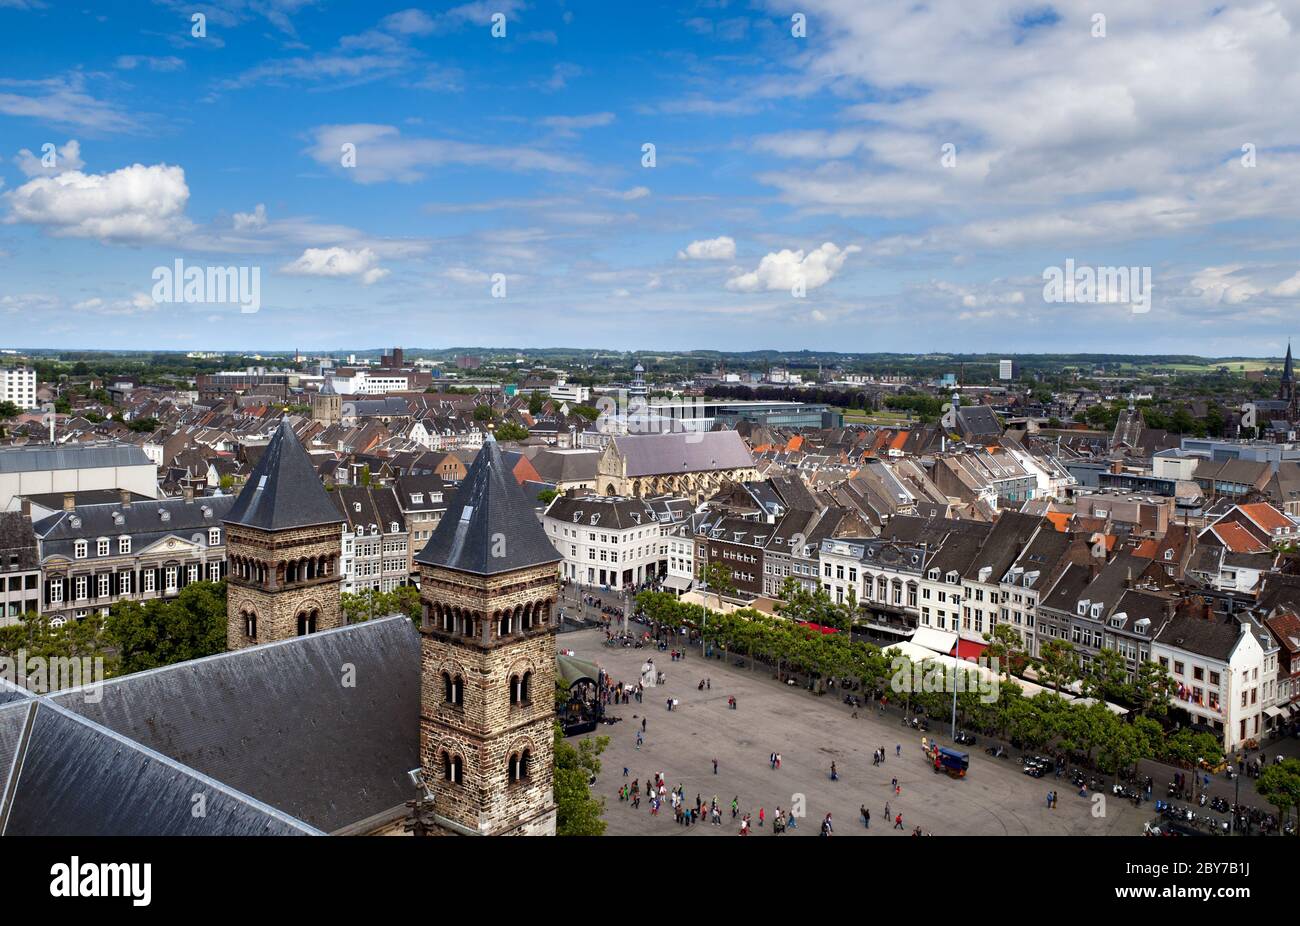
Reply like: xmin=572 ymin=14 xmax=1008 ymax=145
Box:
xmin=2 ymin=1 xmax=1300 ymax=354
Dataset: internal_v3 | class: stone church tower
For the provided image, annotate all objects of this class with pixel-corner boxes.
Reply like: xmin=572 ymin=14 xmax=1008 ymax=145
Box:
xmin=224 ymin=420 xmax=345 ymax=651
xmin=311 ymin=376 xmax=342 ymax=426
xmin=415 ymin=434 xmax=560 ymax=836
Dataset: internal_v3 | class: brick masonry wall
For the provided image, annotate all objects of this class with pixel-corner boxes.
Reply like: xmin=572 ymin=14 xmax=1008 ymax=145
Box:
xmin=418 ymin=561 xmax=558 ymax=836
xmin=225 ymin=523 xmax=343 ymax=650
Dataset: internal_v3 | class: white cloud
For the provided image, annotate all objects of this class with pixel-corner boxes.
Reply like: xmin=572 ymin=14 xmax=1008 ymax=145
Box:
xmin=73 ymin=292 xmax=155 ymax=315
xmin=443 ymin=267 xmax=490 ymax=285
xmin=305 ymin=124 xmax=585 ymax=184
xmin=539 ymin=112 xmax=615 ymax=136
xmin=115 ymin=55 xmax=185 ymax=72
xmin=282 ymin=246 xmax=389 ymax=284
xmin=13 ymin=139 xmax=84 ymax=177
xmin=0 ymin=74 xmax=137 ymax=133
xmin=725 ymin=242 xmax=859 ymax=292
xmin=233 ymin=203 xmax=268 ymax=230
xmin=678 ymin=236 xmax=736 ymax=260
xmin=2 ymin=162 xmax=190 ymax=242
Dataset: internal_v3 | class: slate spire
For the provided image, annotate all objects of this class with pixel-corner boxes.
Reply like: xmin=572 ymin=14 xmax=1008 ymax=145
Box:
xmin=224 ymin=420 xmax=342 ymax=531
xmin=414 ymin=432 xmax=560 ymax=575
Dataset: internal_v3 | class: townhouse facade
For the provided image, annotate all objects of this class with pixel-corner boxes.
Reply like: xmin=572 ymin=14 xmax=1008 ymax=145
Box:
xmin=32 ymin=490 xmax=234 ymax=625
xmin=332 ymin=485 xmax=410 ymax=595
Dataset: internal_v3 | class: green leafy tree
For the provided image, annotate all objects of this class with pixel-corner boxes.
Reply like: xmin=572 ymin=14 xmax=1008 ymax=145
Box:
xmin=984 ymin=623 xmax=1027 ymax=679
xmin=1257 ymin=759 xmax=1300 ymax=828
xmin=528 ymin=392 xmax=546 ymax=415
xmin=495 ymin=421 xmax=530 ymax=441
xmin=105 ymin=580 xmax=227 ymax=674
xmin=554 ymin=725 xmax=608 ymax=836
xmin=342 ymin=585 xmax=421 ymax=625
xmin=1038 ymin=639 xmax=1079 ymax=696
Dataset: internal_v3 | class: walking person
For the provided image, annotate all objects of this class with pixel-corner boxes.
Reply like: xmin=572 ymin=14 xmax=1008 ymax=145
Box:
xmin=861 ymin=804 xmax=869 ymax=828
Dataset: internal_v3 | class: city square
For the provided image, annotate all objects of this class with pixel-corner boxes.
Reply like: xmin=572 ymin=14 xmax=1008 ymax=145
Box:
xmin=565 ymin=627 xmax=1149 ymax=836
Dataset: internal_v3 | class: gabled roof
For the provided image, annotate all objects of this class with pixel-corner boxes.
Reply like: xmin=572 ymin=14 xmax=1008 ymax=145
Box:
xmin=224 ymin=420 xmax=343 ymax=531
xmin=1 ymin=699 xmax=319 ymax=836
xmin=414 ymin=435 xmax=561 ymax=575
xmin=49 ymin=616 xmax=420 ymax=834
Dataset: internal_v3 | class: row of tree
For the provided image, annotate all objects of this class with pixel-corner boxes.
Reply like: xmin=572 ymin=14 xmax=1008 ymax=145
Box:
xmin=634 ymin=589 xmax=1223 ymax=774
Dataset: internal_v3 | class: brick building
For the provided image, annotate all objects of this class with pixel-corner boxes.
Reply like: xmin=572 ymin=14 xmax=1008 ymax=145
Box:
xmin=225 ymin=421 xmax=345 ymax=649
xmin=415 ymin=434 xmax=560 ymax=836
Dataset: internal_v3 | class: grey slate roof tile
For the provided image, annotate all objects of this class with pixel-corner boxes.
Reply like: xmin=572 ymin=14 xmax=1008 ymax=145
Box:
xmin=415 ymin=435 xmax=560 ymax=575
xmin=225 ymin=420 xmax=343 ymax=531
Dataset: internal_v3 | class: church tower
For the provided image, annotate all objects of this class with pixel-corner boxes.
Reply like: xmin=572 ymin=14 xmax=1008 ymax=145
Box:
xmin=224 ymin=420 xmax=345 ymax=651
xmin=311 ymin=376 xmax=342 ymax=427
xmin=415 ymin=434 xmax=560 ymax=836
xmin=1280 ymin=342 xmax=1297 ymax=421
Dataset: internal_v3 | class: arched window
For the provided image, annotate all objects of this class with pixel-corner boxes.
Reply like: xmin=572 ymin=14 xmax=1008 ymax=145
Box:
xmin=521 ymin=671 xmax=532 ymax=704
xmin=297 ymin=611 xmax=316 ymax=636
xmin=509 ymin=750 xmax=532 ymax=784
xmin=443 ymin=672 xmax=464 ymax=706
xmin=245 ymin=611 xmax=257 ymax=639
xmin=443 ymin=752 xmax=463 ymax=785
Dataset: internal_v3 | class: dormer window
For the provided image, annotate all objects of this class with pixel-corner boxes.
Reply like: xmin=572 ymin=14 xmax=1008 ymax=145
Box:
xmin=119 ymin=536 xmax=131 ymax=555
xmin=412 ymin=493 xmax=424 ymax=504
xmin=159 ymin=509 xmax=170 ymax=522
xmin=391 ymin=522 xmax=399 ymax=533
xmin=1164 ymin=549 xmax=1174 ymax=561
xmin=96 ymin=538 xmax=109 ymax=557
xmin=353 ymin=502 xmax=362 ymax=512
xmin=74 ymin=540 xmax=87 ymax=559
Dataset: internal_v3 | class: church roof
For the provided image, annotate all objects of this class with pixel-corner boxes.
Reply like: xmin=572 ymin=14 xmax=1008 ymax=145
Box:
xmin=48 ymin=616 xmax=421 ymax=834
xmin=415 ymin=434 xmax=560 ymax=575
xmin=612 ymin=430 xmax=755 ymax=478
xmin=1 ymin=697 xmax=319 ymax=836
xmin=224 ymin=420 xmax=343 ymax=531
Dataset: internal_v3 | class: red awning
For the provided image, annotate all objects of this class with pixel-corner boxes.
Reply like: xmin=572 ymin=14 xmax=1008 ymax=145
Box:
xmin=797 ymin=621 xmax=841 ymax=635
xmin=952 ymin=640 xmax=987 ymax=661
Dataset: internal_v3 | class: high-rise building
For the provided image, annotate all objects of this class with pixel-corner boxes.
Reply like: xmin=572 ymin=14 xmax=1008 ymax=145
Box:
xmin=0 ymin=365 xmax=36 ymax=409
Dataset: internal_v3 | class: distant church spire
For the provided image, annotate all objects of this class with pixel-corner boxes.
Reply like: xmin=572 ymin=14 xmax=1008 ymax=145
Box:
xmin=1281 ymin=341 xmax=1297 ymax=421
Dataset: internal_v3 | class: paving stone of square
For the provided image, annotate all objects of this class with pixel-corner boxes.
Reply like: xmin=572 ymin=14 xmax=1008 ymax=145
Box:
xmin=566 ymin=628 xmax=1148 ymax=836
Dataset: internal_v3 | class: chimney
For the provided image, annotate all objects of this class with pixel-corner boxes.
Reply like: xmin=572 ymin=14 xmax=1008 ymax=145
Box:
xmin=63 ymin=492 xmax=75 ymax=512
xmin=1110 ymin=459 xmax=1124 ymax=475
xmin=120 ymin=488 xmax=132 ymax=508
xmin=183 ymin=485 xmax=195 ymax=503
xmin=1163 ymin=597 xmax=1177 ymax=620
xmin=20 ymin=498 xmax=30 ymax=519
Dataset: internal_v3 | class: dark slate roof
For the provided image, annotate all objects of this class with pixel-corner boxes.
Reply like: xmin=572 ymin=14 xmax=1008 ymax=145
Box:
xmin=1154 ymin=613 xmax=1250 ymax=661
xmin=51 ymin=616 xmax=421 ymax=834
xmin=544 ymin=494 xmax=663 ymax=531
xmin=0 ymin=442 xmax=152 ymax=474
xmin=1 ymin=700 xmax=319 ymax=836
xmin=414 ymin=435 xmax=561 ymax=575
xmin=224 ymin=420 xmax=343 ymax=531
xmin=33 ymin=494 xmax=236 ymax=561
xmin=613 ymin=430 xmax=754 ymax=477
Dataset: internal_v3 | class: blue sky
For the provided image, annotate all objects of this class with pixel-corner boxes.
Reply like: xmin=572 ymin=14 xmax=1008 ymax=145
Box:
xmin=2 ymin=0 xmax=1300 ymax=355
